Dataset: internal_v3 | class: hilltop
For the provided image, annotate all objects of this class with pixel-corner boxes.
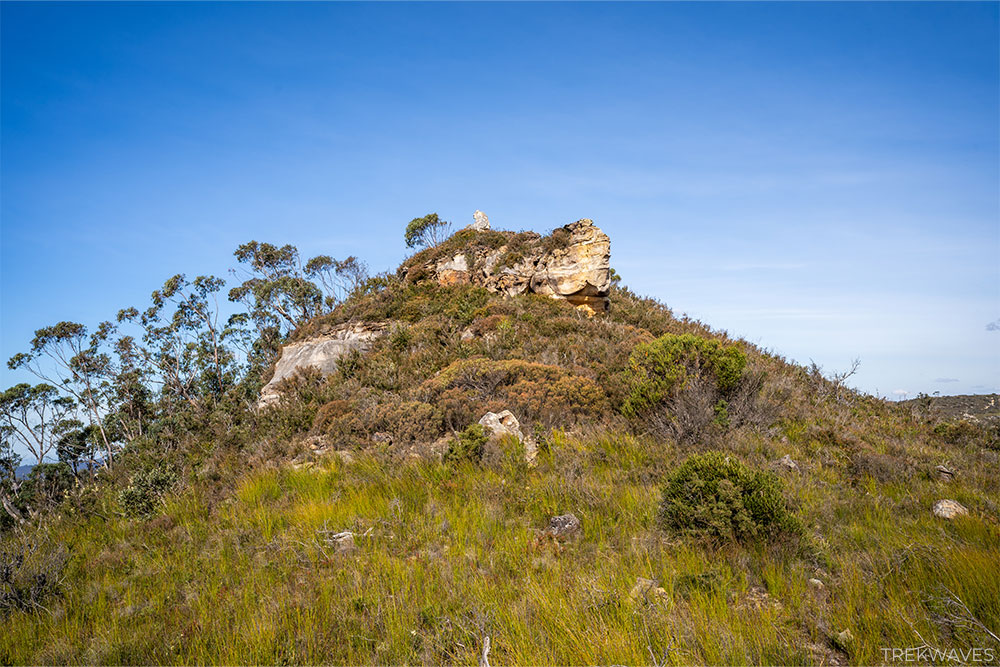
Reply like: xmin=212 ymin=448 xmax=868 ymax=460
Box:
xmin=1 ymin=215 xmax=998 ymax=665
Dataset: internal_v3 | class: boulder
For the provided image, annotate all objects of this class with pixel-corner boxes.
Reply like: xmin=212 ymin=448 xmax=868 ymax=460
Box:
xmin=934 ymin=465 xmax=955 ymax=481
xmin=528 ymin=219 xmax=611 ymax=315
xmin=323 ymin=531 xmax=357 ymax=554
xmin=932 ymin=499 xmax=968 ymax=519
xmin=833 ymin=629 xmax=854 ymax=652
xmin=258 ymin=321 xmax=389 ymax=407
xmin=544 ymin=514 xmax=582 ymax=541
xmin=471 ymin=210 xmax=490 ymax=231
xmin=478 ymin=410 xmax=537 ymax=465
xmin=776 ymin=454 xmax=799 ymax=471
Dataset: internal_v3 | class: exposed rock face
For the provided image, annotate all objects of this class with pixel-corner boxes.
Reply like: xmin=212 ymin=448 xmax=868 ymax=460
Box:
xmin=258 ymin=321 xmax=389 ymax=407
xmin=528 ymin=219 xmax=611 ymax=314
xmin=424 ymin=219 xmax=612 ymax=315
xmin=435 ymin=253 xmax=470 ymax=286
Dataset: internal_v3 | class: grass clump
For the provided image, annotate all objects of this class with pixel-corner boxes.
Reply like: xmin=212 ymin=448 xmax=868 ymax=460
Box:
xmin=660 ymin=452 xmax=801 ymax=544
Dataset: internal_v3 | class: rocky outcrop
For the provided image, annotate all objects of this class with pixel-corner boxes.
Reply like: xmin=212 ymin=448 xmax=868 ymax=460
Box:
xmin=258 ymin=321 xmax=389 ymax=407
xmin=421 ymin=218 xmax=612 ymax=315
xmin=528 ymin=219 xmax=612 ymax=314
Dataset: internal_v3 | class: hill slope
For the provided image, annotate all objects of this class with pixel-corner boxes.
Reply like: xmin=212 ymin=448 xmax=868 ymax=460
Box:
xmin=2 ymin=224 xmax=998 ymax=665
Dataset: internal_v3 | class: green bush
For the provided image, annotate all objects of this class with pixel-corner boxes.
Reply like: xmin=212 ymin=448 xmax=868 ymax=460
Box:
xmin=622 ymin=334 xmax=747 ymax=417
xmin=444 ymin=424 xmax=488 ymax=465
xmin=119 ymin=467 xmax=178 ymax=518
xmin=659 ymin=452 xmax=800 ymax=544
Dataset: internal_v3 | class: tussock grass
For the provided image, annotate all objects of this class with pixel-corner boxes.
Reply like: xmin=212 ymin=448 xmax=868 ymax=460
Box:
xmin=2 ymin=425 xmax=997 ymax=665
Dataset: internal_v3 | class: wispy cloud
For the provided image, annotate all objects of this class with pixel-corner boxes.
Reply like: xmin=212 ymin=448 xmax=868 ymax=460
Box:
xmin=986 ymin=319 xmax=1000 ymax=332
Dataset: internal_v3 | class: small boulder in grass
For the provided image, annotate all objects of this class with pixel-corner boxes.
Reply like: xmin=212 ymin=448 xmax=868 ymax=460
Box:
xmin=808 ymin=578 xmax=825 ymax=591
xmin=776 ymin=454 xmax=799 ymax=471
xmin=934 ymin=465 xmax=955 ymax=481
xmin=833 ymin=629 xmax=854 ymax=652
xmin=478 ymin=410 xmax=538 ymax=466
xmin=544 ymin=514 xmax=582 ymax=541
xmin=932 ymin=499 xmax=968 ymax=520
xmin=328 ymin=531 xmax=357 ymax=554
xmin=630 ymin=577 xmax=669 ymax=604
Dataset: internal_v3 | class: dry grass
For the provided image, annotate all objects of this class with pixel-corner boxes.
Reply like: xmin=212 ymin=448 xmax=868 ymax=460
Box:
xmin=2 ymin=420 xmax=997 ymax=665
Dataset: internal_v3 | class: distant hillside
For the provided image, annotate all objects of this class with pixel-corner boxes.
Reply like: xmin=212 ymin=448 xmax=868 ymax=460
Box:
xmin=901 ymin=393 xmax=1000 ymax=422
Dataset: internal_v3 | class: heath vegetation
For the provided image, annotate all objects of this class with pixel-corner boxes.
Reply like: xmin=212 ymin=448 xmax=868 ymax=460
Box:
xmin=1 ymin=217 xmax=997 ymax=665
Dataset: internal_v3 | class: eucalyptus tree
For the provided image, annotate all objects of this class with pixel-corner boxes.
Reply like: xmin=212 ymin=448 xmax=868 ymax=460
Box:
xmin=7 ymin=321 xmax=115 ymax=463
xmin=229 ymin=241 xmax=324 ymax=335
xmin=0 ymin=384 xmax=75 ymax=466
xmin=228 ymin=241 xmax=367 ymax=372
xmin=404 ymin=213 xmax=452 ymax=249
xmin=127 ymin=274 xmax=242 ymax=412
xmin=304 ymin=255 xmax=369 ymax=310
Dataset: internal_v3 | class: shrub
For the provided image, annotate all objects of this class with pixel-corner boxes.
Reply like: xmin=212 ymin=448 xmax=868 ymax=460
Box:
xmin=444 ymin=424 xmax=488 ymax=464
xmin=659 ymin=452 xmax=800 ymax=544
xmin=369 ymin=400 xmax=445 ymax=445
xmin=426 ymin=357 xmax=608 ymax=428
xmin=1 ymin=536 xmax=67 ymax=618
xmin=849 ymin=451 xmax=914 ymax=484
xmin=932 ymin=419 xmax=997 ymax=449
xmin=312 ymin=399 xmax=367 ymax=447
xmin=119 ymin=466 xmax=178 ymax=518
xmin=622 ymin=334 xmax=747 ymax=417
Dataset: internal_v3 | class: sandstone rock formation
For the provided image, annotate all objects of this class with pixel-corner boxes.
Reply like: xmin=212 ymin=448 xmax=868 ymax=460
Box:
xmin=528 ymin=219 xmax=611 ymax=314
xmin=419 ymin=218 xmax=612 ymax=315
xmin=258 ymin=321 xmax=389 ymax=407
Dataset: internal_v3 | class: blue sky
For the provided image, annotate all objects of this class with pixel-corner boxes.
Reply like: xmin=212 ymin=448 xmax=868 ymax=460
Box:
xmin=2 ymin=1 xmax=998 ymax=401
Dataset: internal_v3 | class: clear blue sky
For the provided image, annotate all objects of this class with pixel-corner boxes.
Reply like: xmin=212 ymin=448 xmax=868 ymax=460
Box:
xmin=2 ymin=1 xmax=998 ymax=400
